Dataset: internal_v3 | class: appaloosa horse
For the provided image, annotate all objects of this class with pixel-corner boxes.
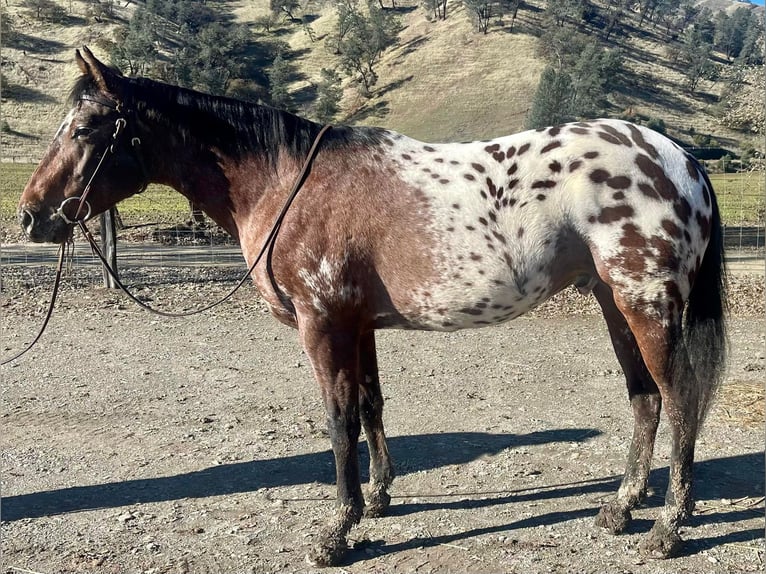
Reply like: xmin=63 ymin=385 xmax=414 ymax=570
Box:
xmin=18 ymin=48 xmax=727 ymax=566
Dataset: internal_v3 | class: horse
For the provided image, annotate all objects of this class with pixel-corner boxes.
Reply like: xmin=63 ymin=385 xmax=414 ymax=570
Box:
xmin=18 ymin=47 xmax=727 ymax=566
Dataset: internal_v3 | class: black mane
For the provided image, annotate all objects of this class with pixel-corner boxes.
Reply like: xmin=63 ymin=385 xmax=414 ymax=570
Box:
xmin=70 ymin=72 xmax=385 ymax=162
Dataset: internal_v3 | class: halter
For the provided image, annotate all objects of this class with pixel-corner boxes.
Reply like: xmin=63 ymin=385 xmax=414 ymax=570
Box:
xmin=58 ymin=97 xmax=150 ymax=224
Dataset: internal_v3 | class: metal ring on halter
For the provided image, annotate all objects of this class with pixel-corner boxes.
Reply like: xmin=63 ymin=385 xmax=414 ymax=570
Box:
xmin=57 ymin=196 xmax=92 ymax=224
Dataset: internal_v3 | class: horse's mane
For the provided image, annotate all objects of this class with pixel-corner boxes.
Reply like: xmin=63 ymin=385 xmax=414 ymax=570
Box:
xmin=69 ymin=72 xmax=384 ymax=162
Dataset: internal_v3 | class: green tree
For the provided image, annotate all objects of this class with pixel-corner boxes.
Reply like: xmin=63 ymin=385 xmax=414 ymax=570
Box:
xmin=268 ymin=52 xmax=293 ymax=110
xmin=463 ymin=0 xmax=499 ymax=33
xmin=337 ymin=1 xmax=400 ymax=96
xmin=1 ymin=13 xmax=17 ymax=46
xmin=314 ymin=68 xmax=343 ymax=123
xmin=109 ymin=7 xmax=157 ymax=76
xmin=736 ymin=13 xmax=764 ymax=66
xmin=423 ymin=0 xmax=448 ymax=21
xmin=526 ymin=66 xmax=573 ymax=129
xmin=536 ymin=29 xmax=622 ymax=117
xmin=503 ymin=0 xmax=523 ymax=32
xmin=679 ymin=25 xmax=718 ymax=93
xmin=328 ymin=0 xmax=362 ymax=55
xmin=715 ymin=7 xmax=757 ymax=61
xmin=543 ymin=0 xmax=587 ymax=28
xmin=22 ymin=0 xmax=67 ymax=21
xmin=271 ymin=0 xmax=301 ymax=22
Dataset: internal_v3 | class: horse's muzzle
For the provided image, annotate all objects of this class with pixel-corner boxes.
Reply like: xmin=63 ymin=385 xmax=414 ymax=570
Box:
xmin=18 ymin=205 xmax=72 ymax=244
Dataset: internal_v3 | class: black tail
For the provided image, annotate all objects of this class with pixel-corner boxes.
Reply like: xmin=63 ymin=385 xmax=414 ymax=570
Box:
xmin=682 ymin=166 xmax=729 ymax=423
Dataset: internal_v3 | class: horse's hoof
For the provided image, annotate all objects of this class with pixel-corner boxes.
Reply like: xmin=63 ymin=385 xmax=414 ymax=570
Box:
xmin=364 ymin=491 xmax=391 ymax=518
xmin=594 ymin=502 xmax=631 ymax=534
xmin=638 ymin=523 xmax=683 ymax=559
xmin=305 ymin=538 xmax=348 ymax=568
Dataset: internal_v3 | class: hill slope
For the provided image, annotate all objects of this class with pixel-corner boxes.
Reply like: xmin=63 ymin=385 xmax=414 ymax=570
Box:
xmin=0 ymin=0 xmax=761 ymax=161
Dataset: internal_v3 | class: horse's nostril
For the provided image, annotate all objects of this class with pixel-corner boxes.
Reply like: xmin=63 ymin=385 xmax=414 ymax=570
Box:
xmin=19 ymin=209 xmax=36 ymax=233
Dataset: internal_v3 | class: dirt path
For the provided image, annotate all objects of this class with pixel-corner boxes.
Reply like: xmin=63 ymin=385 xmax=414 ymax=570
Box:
xmin=1 ymin=275 xmax=764 ymax=574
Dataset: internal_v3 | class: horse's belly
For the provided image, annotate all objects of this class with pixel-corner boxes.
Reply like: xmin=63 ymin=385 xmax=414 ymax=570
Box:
xmin=381 ymin=256 xmax=556 ymax=331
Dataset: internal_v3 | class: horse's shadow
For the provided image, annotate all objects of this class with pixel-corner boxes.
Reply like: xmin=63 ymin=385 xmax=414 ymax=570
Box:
xmin=3 ymin=428 xmax=598 ymax=520
xmin=3 ymin=430 xmax=763 ymax=559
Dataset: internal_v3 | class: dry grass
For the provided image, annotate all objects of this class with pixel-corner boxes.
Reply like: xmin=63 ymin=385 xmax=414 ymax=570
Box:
xmin=713 ymin=381 xmax=765 ymax=429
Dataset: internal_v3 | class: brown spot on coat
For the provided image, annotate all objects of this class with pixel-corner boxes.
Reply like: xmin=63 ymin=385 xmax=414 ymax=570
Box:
xmin=606 ymin=176 xmax=631 ymax=189
xmin=541 ymin=140 xmax=562 ymax=154
xmin=661 ymin=218 xmax=682 ymax=238
xmin=472 ymin=163 xmax=486 ymax=173
xmin=597 ymin=204 xmax=635 ymax=224
xmin=696 ymin=211 xmax=711 ymax=240
xmin=569 ymin=160 xmax=583 ymax=172
xmin=590 ymin=169 xmax=611 ymax=183
xmin=600 ymin=124 xmax=633 ymax=147
xmin=518 ymin=143 xmax=531 ymax=155
xmin=532 ymin=180 xmax=557 ymax=189
xmin=674 ymin=197 xmax=692 ymax=224
xmin=584 ymin=151 xmax=599 ymax=159
xmin=620 ymin=223 xmax=647 ymax=248
xmin=549 ymin=160 xmax=562 ymax=172
xmin=635 ymin=154 xmax=679 ymax=201
xmin=627 ymin=124 xmax=659 ymax=159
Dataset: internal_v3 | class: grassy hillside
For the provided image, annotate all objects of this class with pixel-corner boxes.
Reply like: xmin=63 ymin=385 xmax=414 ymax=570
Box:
xmin=0 ymin=0 xmax=762 ymax=162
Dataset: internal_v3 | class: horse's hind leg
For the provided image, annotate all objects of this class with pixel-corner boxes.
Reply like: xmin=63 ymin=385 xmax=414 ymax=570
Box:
xmin=592 ymin=282 xmax=661 ymax=534
xmin=611 ymin=296 xmax=701 ymax=558
xmin=359 ymin=331 xmax=395 ymax=517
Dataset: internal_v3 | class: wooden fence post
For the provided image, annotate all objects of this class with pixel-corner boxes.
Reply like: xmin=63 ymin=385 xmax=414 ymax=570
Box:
xmin=100 ymin=208 xmax=119 ymax=288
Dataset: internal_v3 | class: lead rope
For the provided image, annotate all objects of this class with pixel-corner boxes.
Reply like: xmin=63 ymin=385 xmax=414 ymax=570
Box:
xmin=77 ymin=123 xmax=332 ymax=317
xmin=1 ymin=245 xmax=66 ymax=366
xmin=2 ymin=124 xmax=332 ymax=363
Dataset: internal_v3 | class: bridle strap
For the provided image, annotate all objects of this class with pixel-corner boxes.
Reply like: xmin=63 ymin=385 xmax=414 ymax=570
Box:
xmin=0 ymin=245 xmax=66 ymax=366
xmin=77 ymin=123 xmax=333 ymax=318
xmin=66 ymin=100 xmax=149 ymax=223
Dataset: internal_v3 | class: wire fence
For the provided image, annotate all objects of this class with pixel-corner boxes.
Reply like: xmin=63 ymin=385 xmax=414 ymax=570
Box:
xmin=1 ymin=169 xmax=763 ymax=292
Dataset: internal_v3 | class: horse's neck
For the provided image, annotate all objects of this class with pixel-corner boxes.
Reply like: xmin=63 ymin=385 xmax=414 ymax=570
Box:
xmin=157 ymin=143 xmax=291 ymax=241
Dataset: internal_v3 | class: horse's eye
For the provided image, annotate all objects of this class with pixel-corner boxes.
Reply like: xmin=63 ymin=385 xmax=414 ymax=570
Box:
xmin=73 ymin=126 xmax=94 ymax=140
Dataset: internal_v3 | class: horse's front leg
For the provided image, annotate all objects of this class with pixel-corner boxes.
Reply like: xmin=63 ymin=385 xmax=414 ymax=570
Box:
xmin=301 ymin=321 xmax=364 ymax=567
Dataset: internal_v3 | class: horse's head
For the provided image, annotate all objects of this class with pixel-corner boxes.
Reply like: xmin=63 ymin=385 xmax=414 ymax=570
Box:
xmin=18 ymin=47 xmax=148 ymax=243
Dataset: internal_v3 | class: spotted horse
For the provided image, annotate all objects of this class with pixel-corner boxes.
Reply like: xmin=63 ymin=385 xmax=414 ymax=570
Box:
xmin=18 ymin=48 xmax=727 ymax=566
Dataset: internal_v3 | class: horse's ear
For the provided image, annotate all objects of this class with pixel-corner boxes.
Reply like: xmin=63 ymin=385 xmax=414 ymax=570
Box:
xmin=76 ymin=46 xmax=124 ymax=98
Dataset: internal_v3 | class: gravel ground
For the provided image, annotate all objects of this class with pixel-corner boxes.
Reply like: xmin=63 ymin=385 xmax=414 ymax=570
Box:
xmin=1 ymin=262 xmax=764 ymax=574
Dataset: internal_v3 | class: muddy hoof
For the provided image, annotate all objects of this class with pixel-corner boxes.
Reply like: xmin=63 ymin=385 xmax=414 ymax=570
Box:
xmin=638 ymin=523 xmax=683 ymax=559
xmin=305 ymin=535 xmax=348 ymax=567
xmin=364 ymin=490 xmax=391 ymax=518
xmin=594 ymin=502 xmax=631 ymax=534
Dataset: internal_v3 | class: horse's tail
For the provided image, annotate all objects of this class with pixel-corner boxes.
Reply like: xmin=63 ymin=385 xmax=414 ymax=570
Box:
xmin=678 ymin=166 xmax=729 ymax=424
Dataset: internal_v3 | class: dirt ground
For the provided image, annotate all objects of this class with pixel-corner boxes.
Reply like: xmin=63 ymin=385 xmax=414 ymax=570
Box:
xmin=1 ymin=264 xmax=764 ymax=574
